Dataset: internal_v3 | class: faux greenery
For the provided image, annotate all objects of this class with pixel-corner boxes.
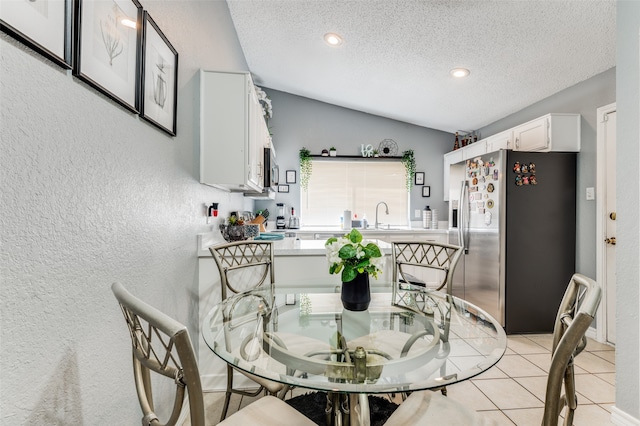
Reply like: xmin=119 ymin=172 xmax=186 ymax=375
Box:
xmin=401 ymin=149 xmax=416 ymax=191
xmin=299 ymin=147 xmax=312 ymax=190
xmin=325 ymin=229 xmax=383 ymax=282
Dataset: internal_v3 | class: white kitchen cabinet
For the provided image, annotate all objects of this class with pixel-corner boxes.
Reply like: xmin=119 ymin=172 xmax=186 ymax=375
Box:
xmin=485 ymin=129 xmax=513 ymax=152
xmin=200 ymin=70 xmax=268 ymax=191
xmin=463 ymin=139 xmax=487 ymax=160
xmin=443 ymin=150 xmax=464 ymax=201
xmin=512 ymin=113 xmax=580 ymax=152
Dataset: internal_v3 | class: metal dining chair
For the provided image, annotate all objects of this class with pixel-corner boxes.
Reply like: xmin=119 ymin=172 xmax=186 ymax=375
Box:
xmin=208 ymin=240 xmax=286 ymax=421
xmin=391 ymin=241 xmax=463 ymax=311
xmin=111 ymin=282 xmax=314 ymax=426
xmin=384 ymin=273 xmax=602 ymax=426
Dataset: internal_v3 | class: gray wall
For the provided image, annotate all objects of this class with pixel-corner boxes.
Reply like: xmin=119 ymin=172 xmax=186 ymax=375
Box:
xmin=615 ymin=0 xmax=639 ymax=420
xmin=477 ymin=68 xmax=616 ymax=280
xmin=0 ymin=1 xmax=252 ymax=423
xmin=256 ymin=90 xmax=453 ymax=224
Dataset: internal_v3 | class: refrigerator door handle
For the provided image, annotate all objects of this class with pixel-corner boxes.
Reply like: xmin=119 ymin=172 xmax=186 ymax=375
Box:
xmin=459 ymin=180 xmax=469 ymax=254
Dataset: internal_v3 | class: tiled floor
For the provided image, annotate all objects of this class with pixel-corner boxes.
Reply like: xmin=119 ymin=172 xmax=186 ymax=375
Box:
xmin=199 ymin=334 xmax=615 ymax=425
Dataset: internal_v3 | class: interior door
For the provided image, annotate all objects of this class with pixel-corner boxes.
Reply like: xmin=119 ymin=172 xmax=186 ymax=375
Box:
xmin=604 ymin=110 xmax=616 ymax=344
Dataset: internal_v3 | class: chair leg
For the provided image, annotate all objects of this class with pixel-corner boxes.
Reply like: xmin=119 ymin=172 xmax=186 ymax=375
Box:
xmin=220 ymin=365 xmax=234 ymax=422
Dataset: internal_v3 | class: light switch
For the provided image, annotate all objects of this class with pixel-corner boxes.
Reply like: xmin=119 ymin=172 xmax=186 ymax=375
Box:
xmin=586 ymin=187 xmax=595 ymax=200
xmin=414 ymin=209 xmax=421 ymax=218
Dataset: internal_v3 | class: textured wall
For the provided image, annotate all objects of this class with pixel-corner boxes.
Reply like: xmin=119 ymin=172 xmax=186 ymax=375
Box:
xmin=615 ymin=0 xmax=640 ymax=420
xmin=0 ymin=1 xmax=251 ymax=423
xmin=477 ymin=68 xmax=616 ymax=280
xmin=255 ymin=90 xmax=453 ymax=224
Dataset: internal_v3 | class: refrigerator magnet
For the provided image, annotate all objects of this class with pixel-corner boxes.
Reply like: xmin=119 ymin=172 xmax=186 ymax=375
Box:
xmin=478 ymin=208 xmax=485 ymax=214
xmin=472 ymin=177 xmax=478 ymax=185
xmin=487 ymin=199 xmax=495 ymax=209
xmin=522 ymin=163 xmax=529 ymax=173
xmin=487 ymin=183 xmax=495 ymax=193
xmin=493 ymin=169 xmax=499 ymax=180
xmin=530 ymin=175 xmax=537 ymax=185
xmin=523 ymin=176 xmax=530 ymax=185
xmin=513 ymin=161 xmax=521 ymax=173
xmin=515 ymin=175 xmax=523 ymax=186
xmin=529 ymin=162 xmax=536 ymax=173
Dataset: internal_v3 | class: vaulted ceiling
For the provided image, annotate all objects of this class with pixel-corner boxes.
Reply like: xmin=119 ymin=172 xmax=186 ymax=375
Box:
xmin=227 ymin=0 xmax=616 ymax=133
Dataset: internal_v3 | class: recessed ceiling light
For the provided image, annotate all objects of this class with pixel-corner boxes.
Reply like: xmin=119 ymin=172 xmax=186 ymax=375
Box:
xmin=324 ymin=33 xmax=343 ymax=46
xmin=450 ymin=68 xmax=470 ymax=78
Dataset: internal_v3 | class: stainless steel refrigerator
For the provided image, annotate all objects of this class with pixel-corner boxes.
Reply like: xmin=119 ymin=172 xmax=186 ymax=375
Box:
xmin=448 ymin=150 xmax=576 ymax=334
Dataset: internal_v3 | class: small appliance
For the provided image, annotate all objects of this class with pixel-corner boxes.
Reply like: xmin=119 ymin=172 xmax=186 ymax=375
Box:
xmin=276 ymin=203 xmax=286 ymax=229
xmin=288 ymin=207 xmax=300 ymax=229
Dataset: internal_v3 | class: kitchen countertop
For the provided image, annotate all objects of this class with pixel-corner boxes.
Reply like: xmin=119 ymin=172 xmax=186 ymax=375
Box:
xmin=197 ymin=232 xmax=393 ymax=257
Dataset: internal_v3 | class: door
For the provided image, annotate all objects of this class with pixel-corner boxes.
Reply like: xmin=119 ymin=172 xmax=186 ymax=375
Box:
xmin=604 ymin=110 xmax=617 ymax=344
xmin=596 ymin=103 xmax=616 ymax=345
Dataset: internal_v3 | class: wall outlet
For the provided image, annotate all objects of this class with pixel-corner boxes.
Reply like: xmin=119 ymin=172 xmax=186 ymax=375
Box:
xmin=586 ymin=187 xmax=595 ymax=200
xmin=414 ymin=209 xmax=421 ymax=218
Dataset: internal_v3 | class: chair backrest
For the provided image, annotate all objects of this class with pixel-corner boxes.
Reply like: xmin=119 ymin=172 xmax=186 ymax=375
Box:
xmin=543 ymin=273 xmax=602 ymax=426
xmin=391 ymin=241 xmax=463 ymax=295
xmin=209 ymin=241 xmax=275 ymax=301
xmin=111 ymin=282 xmax=205 ymax=426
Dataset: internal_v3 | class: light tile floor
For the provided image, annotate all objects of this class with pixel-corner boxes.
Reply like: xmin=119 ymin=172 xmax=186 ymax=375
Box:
xmin=200 ymin=334 xmax=615 ymax=425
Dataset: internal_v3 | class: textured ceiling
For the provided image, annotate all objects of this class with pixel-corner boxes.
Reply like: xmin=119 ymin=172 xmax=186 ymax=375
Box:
xmin=227 ymin=0 xmax=616 ymax=133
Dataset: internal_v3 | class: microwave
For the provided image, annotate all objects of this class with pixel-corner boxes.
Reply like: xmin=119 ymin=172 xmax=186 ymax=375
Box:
xmin=264 ymin=147 xmax=279 ymax=191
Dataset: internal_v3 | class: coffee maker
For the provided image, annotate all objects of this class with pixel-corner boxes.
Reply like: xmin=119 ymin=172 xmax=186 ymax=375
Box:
xmin=276 ymin=203 xmax=286 ymax=229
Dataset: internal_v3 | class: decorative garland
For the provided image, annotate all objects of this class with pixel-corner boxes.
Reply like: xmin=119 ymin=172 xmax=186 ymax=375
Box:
xmin=299 ymin=147 xmax=312 ymax=190
xmin=401 ymin=149 xmax=416 ymax=191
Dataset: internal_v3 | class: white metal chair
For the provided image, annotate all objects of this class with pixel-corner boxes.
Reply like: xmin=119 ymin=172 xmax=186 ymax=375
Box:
xmin=111 ymin=282 xmax=314 ymax=426
xmin=209 ymin=241 xmax=286 ymax=421
xmin=384 ymin=273 xmax=602 ymax=426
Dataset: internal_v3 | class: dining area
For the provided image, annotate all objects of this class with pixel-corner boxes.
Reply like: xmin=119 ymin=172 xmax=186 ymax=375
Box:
xmin=111 ymin=235 xmax=606 ymax=426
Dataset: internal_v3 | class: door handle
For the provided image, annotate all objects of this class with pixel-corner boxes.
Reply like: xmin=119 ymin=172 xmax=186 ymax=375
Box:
xmin=605 ymin=237 xmax=616 ymax=245
xmin=609 ymin=212 xmax=616 ymax=220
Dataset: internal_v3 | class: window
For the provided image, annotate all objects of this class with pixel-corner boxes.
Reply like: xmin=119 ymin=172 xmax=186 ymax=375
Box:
xmin=301 ymin=160 xmax=409 ymax=227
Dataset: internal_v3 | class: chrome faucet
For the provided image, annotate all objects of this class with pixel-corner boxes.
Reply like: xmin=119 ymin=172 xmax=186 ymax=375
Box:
xmin=375 ymin=201 xmax=389 ymax=229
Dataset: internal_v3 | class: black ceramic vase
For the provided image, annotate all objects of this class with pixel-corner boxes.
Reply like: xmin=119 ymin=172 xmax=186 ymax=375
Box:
xmin=341 ymin=272 xmax=371 ymax=311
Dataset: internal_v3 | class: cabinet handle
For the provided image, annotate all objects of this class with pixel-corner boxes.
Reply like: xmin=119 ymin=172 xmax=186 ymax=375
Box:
xmin=515 ymin=137 xmax=519 ymax=149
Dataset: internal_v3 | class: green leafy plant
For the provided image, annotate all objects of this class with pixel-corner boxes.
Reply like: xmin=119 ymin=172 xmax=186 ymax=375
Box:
xmin=325 ymin=229 xmax=383 ymax=282
xmin=401 ymin=149 xmax=416 ymax=191
xmin=299 ymin=147 xmax=312 ymax=190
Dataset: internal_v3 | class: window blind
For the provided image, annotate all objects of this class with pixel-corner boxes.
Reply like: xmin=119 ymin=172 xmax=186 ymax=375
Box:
xmin=301 ymin=160 xmax=409 ymax=227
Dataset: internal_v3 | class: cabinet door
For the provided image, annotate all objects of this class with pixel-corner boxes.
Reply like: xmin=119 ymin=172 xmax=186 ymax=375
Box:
xmin=463 ymin=140 xmax=487 ymax=160
xmin=513 ymin=117 xmax=549 ymax=151
xmin=443 ymin=150 xmax=464 ymax=202
xmin=486 ymin=130 xmax=512 ymax=152
xmin=247 ymin=83 xmax=264 ymax=190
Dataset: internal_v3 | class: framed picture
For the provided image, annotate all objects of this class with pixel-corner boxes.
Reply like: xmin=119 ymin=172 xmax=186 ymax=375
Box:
xmin=0 ymin=0 xmax=72 ymax=69
xmin=286 ymin=170 xmax=296 ymax=184
xmin=73 ymin=0 xmax=142 ymax=113
xmin=278 ymin=184 xmax=289 ymax=193
xmin=415 ymin=172 xmax=425 ymax=186
xmin=139 ymin=11 xmax=178 ymax=136
xmin=422 ymin=186 xmax=431 ymax=197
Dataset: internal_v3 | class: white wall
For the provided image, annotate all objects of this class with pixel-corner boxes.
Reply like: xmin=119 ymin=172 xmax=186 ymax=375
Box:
xmin=0 ymin=1 xmax=251 ymax=423
xmin=614 ymin=0 xmax=640 ymax=421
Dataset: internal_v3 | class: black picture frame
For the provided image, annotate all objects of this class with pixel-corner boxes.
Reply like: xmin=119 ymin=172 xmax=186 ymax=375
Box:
xmin=286 ymin=170 xmax=296 ymax=184
xmin=0 ymin=0 xmax=72 ymax=69
xmin=73 ymin=0 xmax=142 ymax=113
xmin=278 ymin=184 xmax=289 ymax=193
xmin=415 ymin=172 xmax=425 ymax=186
xmin=422 ymin=186 xmax=431 ymax=197
xmin=139 ymin=11 xmax=178 ymax=136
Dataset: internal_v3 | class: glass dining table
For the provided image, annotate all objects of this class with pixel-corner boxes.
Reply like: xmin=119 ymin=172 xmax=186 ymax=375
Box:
xmin=202 ymin=284 xmax=507 ymax=426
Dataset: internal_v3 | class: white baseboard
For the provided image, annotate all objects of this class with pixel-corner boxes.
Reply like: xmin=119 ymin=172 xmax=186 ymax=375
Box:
xmin=611 ymin=406 xmax=640 ymax=426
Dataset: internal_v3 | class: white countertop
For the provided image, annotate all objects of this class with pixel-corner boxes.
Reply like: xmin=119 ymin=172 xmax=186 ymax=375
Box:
xmin=197 ymin=232 xmax=393 ymax=257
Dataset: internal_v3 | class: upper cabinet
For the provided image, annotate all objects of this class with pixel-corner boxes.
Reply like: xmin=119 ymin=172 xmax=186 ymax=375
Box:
xmin=199 ymin=70 xmax=269 ymax=192
xmin=485 ymin=129 xmax=513 ymax=152
xmin=512 ymin=113 xmax=580 ymax=152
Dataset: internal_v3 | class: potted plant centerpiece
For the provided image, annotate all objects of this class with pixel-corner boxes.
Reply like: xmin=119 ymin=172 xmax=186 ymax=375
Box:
xmin=325 ymin=229 xmax=383 ymax=311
